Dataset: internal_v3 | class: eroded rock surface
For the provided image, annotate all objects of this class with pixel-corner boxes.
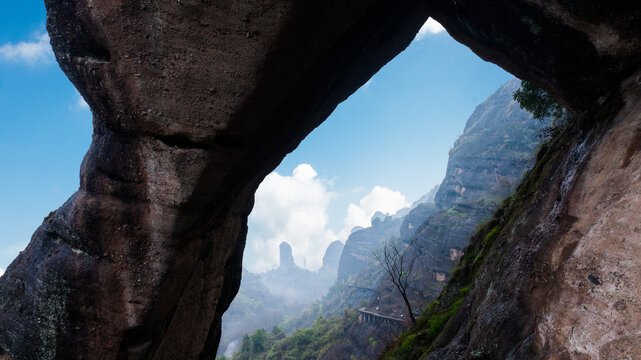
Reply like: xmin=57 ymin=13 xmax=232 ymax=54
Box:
xmin=422 ymin=69 xmax=641 ymax=360
xmin=327 ymin=78 xmax=550 ymax=359
xmin=0 ymin=0 xmax=639 ymax=359
xmin=0 ymin=1 xmax=429 ymax=359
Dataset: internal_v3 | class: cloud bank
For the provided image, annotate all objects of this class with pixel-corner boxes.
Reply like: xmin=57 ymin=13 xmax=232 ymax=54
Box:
xmin=246 ymin=164 xmax=337 ymax=272
xmin=0 ymin=268 xmax=4 ymax=277
xmin=343 ymin=186 xmax=409 ymax=232
xmin=245 ymin=164 xmax=409 ymax=273
xmin=0 ymin=32 xmax=54 ymax=65
xmin=415 ymin=18 xmax=445 ymax=40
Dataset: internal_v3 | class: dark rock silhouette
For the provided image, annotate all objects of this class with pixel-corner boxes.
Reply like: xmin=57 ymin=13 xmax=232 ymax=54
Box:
xmin=279 ymin=242 xmax=296 ymax=269
xmin=321 ymin=240 xmax=344 ymax=272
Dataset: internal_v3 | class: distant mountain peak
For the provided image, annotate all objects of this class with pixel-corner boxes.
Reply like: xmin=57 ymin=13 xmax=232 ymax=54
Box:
xmin=321 ymin=241 xmax=344 ymax=270
xmin=279 ymin=241 xmax=295 ymax=269
xmin=371 ymin=211 xmax=387 ymax=223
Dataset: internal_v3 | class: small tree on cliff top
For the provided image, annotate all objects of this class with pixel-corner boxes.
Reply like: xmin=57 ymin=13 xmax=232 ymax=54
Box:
xmin=513 ymin=80 xmax=564 ymax=121
xmin=374 ymin=240 xmax=418 ymax=324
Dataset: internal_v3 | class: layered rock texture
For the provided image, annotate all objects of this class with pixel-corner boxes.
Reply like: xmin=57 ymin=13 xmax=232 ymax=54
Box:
xmin=411 ymin=78 xmax=641 ymax=359
xmin=436 ymin=79 xmax=545 ymax=209
xmin=337 ymin=215 xmax=407 ymax=282
xmin=324 ymin=78 xmax=548 ymax=358
xmin=0 ymin=0 xmax=640 ymax=359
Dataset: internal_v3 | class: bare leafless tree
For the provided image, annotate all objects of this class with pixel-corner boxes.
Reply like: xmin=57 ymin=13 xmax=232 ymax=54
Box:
xmin=374 ymin=241 xmax=418 ymax=324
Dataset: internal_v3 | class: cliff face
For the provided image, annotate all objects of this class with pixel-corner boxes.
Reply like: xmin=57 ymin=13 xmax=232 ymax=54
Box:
xmin=392 ymin=78 xmax=546 ymax=311
xmin=325 ymin=79 xmax=549 ymax=358
xmin=337 ymin=215 xmax=406 ymax=282
xmin=407 ymin=76 xmax=641 ymax=359
xmin=321 ymin=240 xmax=344 ymax=272
xmin=435 ymin=79 xmax=545 ymax=209
xmin=399 ymin=202 xmax=438 ymax=242
xmin=0 ymin=0 xmax=639 ymax=358
xmin=338 ymin=191 xmax=443 ymax=283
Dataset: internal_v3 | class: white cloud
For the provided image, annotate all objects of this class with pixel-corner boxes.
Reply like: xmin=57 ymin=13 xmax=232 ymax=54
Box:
xmin=361 ymin=78 xmax=374 ymax=90
xmin=70 ymin=92 xmax=90 ymax=112
xmin=245 ymin=165 xmax=410 ymax=273
xmin=0 ymin=268 xmax=4 ymax=277
xmin=342 ymin=186 xmax=409 ymax=232
xmin=0 ymin=32 xmax=54 ymax=65
xmin=415 ymin=18 xmax=445 ymax=40
xmin=246 ymin=164 xmax=338 ymax=272
xmin=76 ymin=95 xmax=89 ymax=109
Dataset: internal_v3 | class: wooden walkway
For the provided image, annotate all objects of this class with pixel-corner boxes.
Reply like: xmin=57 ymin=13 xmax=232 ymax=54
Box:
xmin=357 ymin=307 xmax=404 ymax=324
xmin=347 ymin=285 xmax=377 ymax=292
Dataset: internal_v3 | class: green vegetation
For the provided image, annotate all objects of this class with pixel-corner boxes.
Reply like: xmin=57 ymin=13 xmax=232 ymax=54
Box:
xmin=279 ymin=302 xmax=322 ymax=334
xmin=446 ymin=208 xmax=460 ymax=215
xmin=513 ymin=80 xmax=563 ymax=121
xmin=382 ymin=125 xmax=572 ymax=359
xmin=445 ymin=205 xmax=470 ymax=219
xmin=231 ymin=309 xmax=359 ymax=360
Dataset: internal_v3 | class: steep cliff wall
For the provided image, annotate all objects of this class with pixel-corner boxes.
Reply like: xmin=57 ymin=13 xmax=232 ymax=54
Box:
xmin=384 ymin=74 xmax=641 ymax=359
xmin=378 ymin=78 xmax=547 ymax=316
xmin=325 ymin=78 xmax=549 ymax=358
xmin=321 ymin=240 xmax=344 ymax=273
xmin=0 ymin=0 xmax=639 ymax=358
xmin=435 ymin=79 xmax=546 ymax=209
xmin=338 ymin=215 xmax=405 ymax=282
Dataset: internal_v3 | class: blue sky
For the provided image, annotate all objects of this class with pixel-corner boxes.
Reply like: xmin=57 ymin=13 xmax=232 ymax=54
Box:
xmin=245 ymin=22 xmax=514 ymax=271
xmin=0 ymin=5 xmax=513 ymax=274
xmin=0 ymin=3 xmax=93 ymax=273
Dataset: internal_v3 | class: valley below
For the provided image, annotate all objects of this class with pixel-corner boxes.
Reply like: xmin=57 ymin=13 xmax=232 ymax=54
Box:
xmin=219 ymin=78 xmax=553 ymax=359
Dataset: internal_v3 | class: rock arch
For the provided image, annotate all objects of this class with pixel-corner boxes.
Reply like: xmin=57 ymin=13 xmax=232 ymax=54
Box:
xmin=0 ymin=0 xmax=639 ymax=359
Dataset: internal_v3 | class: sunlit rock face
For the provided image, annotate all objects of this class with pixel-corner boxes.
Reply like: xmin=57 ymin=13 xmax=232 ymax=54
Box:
xmin=435 ymin=79 xmax=543 ymax=209
xmin=325 ymin=78 xmax=550 ymax=358
xmin=0 ymin=0 xmax=639 ymax=358
xmin=423 ymin=74 xmax=641 ymax=360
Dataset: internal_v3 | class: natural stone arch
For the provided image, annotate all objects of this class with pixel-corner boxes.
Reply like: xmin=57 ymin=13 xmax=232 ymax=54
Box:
xmin=0 ymin=0 xmax=639 ymax=359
